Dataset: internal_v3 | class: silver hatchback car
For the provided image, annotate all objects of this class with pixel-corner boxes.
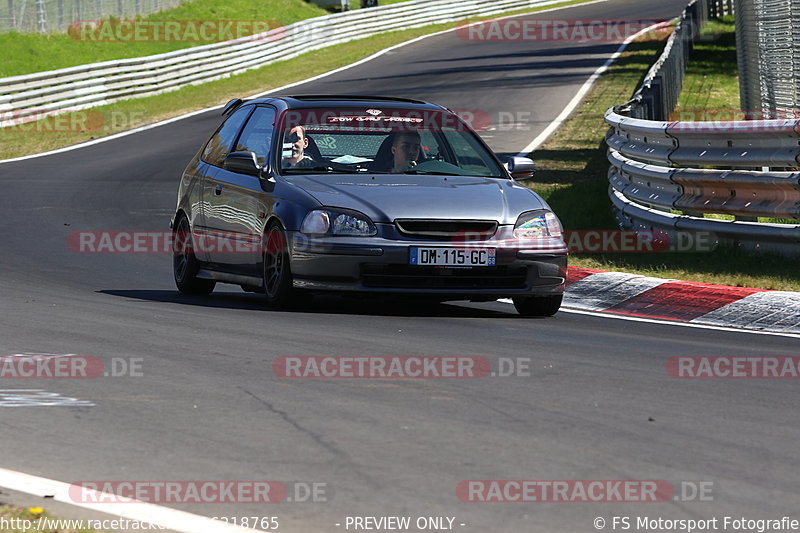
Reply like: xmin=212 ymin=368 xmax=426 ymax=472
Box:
xmin=171 ymin=96 xmax=568 ymax=316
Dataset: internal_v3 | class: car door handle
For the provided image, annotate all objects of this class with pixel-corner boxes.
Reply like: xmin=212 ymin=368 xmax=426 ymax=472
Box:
xmin=214 ymin=184 xmax=223 ymax=196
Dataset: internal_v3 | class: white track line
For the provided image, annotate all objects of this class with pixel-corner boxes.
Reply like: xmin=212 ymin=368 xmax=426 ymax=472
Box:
xmin=0 ymin=467 xmax=267 ymax=533
xmin=0 ymin=0 xmax=607 ymax=165
xmin=516 ymin=19 xmax=670 ymax=156
xmin=497 ymin=299 xmax=800 ymax=339
xmin=558 ymin=307 xmax=800 ymax=339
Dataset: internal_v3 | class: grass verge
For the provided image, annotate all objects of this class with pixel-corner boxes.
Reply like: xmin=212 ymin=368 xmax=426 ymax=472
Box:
xmin=0 ymin=0 xmax=588 ymax=160
xmin=0 ymin=0 xmax=328 ymax=77
xmin=525 ymin=22 xmax=800 ymax=291
xmin=673 ymin=16 xmax=740 ymax=118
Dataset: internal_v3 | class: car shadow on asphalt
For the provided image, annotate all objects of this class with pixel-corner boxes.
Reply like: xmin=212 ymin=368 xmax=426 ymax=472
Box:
xmin=98 ymin=289 xmax=517 ymax=318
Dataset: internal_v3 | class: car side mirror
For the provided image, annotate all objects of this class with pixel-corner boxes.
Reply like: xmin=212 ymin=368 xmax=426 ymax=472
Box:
xmin=504 ymin=156 xmax=536 ymax=180
xmin=224 ymin=151 xmax=262 ymax=177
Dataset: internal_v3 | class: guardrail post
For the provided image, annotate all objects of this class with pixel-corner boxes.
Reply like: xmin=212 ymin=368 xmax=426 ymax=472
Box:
xmin=639 ymin=94 xmax=655 ymax=120
xmin=651 ymin=77 xmax=665 ymax=121
xmin=7 ymin=0 xmax=15 ymax=29
xmin=35 ymin=0 xmax=45 ymax=32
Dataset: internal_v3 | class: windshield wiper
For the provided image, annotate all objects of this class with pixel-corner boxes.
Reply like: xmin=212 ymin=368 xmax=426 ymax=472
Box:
xmin=402 ymin=169 xmax=461 ymax=176
xmin=404 ymin=169 xmax=506 ymax=178
xmin=283 ymin=166 xmax=363 ymax=174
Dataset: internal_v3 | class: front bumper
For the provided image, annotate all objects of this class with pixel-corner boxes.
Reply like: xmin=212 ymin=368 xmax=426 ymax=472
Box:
xmin=288 ymin=226 xmax=567 ymax=299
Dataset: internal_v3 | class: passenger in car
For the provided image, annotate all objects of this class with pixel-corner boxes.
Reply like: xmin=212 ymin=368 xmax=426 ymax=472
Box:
xmin=390 ymin=131 xmax=422 ymax=173
xmin=282 ymin=126 xmax=317 ymax=168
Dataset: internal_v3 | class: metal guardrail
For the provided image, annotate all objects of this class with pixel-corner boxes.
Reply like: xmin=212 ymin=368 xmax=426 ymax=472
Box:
xmin=0 ymin=0 xmax=562 ymax=124
xmin=606 ymin=0 xmax=800 ymax=256
xmin=609 ymin=188 xmax=800 ymax=256
xmin=607 ymin=149 xmax=800 ymax=220
xmin=606 ymin=111 xmax=800 ymax=168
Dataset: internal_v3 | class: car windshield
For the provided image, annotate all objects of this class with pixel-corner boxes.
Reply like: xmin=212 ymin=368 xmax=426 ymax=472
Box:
xmin=277 ymin=107 xmax=506 ymax=178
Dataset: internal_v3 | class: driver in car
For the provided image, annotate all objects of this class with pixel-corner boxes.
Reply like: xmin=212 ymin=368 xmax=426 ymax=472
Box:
xmin=282 ymin=126 xmax=317 ymax=168
xmin=390 ymin=131 xmax=422 ymax=173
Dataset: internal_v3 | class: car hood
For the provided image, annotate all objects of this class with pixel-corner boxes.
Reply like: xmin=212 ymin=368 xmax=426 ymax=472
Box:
xmin=284 ymin=174 xmax=548 ymax=224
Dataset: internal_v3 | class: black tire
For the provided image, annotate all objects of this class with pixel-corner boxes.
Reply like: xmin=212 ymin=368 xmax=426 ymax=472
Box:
xmin=262 ymin=222 xmax=294 ymax=308
xmin=173 ymin=215 xmax=215 ymax=295
xmin=512 ymin=294 xmax=563 ymax=317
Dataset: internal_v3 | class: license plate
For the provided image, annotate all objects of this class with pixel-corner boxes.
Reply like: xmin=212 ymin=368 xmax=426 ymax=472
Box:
xmin=409 ymin=247 xmax=496 ymax=267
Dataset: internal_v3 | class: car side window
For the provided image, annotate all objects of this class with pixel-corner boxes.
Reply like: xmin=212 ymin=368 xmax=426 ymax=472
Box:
xmin=446 ymin=130 xmax=497 ymax=175
xmin=418 ymin=131 xmax=442 ymax=161
xmin=234 ymin=106 xmax=277 ymax=167
xmin=202 ymin=106 xmax=253 ymax=168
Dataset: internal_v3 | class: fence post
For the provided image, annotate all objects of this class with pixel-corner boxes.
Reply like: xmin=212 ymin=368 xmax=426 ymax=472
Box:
xmin=76 ymin=0 xmax=80 ymax=21
xmin=650 ymin=77 xmax=665 ymax=121
xmin=57 ymin=0 xmax=63 ymax=28
xmin=35 ymin=0 xmax=46 ymax=32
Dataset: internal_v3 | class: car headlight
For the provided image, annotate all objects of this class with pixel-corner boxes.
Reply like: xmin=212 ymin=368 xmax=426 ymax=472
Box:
xmin=301 ymin=208 xmax=377 ymax=236
xmin=513 ymin=210 xmax=563 ymax=239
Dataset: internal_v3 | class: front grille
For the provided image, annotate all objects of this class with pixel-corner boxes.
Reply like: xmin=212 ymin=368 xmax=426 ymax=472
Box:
xmin=361 ymin=264 xmax=527 ymax=290
xmin=394 ymin=219 xmax=498 ymax=239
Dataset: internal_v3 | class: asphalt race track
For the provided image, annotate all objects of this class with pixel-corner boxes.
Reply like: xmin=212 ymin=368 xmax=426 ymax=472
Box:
xmin=1 ymin=0 xmax=798 ymax=531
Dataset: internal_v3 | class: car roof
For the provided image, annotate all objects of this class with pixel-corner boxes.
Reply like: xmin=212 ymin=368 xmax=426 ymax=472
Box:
xmin=239 ymin=95 xmax=449 ymax=112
